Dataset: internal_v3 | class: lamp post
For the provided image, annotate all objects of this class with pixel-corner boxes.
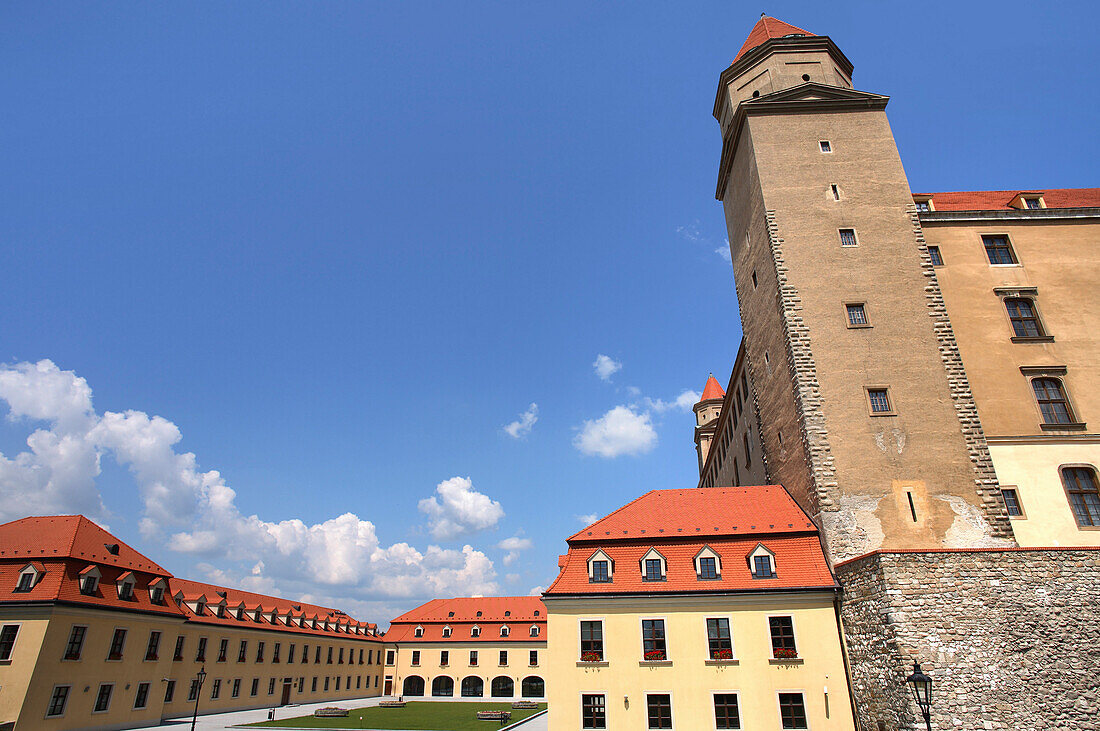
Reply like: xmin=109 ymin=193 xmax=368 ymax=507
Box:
xmin=905 ymin=661 xmax=932 ymax=731
xmin=190 ymin=665 xmax=207 ymax=731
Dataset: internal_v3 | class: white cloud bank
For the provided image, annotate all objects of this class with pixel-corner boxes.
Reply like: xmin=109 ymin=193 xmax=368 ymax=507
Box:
xmin=0 ymin=360 xmax=500 ymax=604
xmin=573 ymin=406 xmax=657 ymax=458
xmin=644 ymin=389 xmax=701 ymax=414
xmin=503 ymin=403 xmax=538 ymax=439
xmin=592 ymin=354 xmax=622 ymax=382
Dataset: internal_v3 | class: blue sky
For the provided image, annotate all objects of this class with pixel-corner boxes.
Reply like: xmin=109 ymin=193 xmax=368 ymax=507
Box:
xmin=1 ymin=1 xmax=1096 ymax=623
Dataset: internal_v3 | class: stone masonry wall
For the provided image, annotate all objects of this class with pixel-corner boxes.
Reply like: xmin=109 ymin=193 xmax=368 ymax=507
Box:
xmin=837 ymin=549 xmax=1100 ymax=731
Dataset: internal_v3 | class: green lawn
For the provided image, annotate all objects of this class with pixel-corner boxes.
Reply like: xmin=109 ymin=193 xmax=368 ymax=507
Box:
xmin=247 ymin=700 xmax=547 ymax=730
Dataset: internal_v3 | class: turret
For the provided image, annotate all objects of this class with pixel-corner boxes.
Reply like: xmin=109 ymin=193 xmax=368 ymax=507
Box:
xmin=693 ymin=374 xmax=726 ymax=475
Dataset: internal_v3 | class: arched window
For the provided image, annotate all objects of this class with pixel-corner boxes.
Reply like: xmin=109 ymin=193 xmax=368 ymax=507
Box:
xmin=491 ymin=676 xmax=514 ymax=698
xmin=442 ymin=626 xmax=451 ymax=638
xmin=529 ymin=625 xmax=539 ymax=637
xmin=1032 ymin=378 xmax=1075 ymax=425
xmin=461 ymin=676 xmax=484 ymax=697
xmin=431 ymin=676 xmax=454 ymax=697
xmin=1062 ymin=467 xmax=1100 ymax=527
xmin=470 ymin=625 xmax=480 ymax=638
xmin=1005 ymin=298 xmax=1044 ymax=338
xmin=521 ymin=676 xmax=545 ymax=698
xmin=413 ymin=625 xmax=424 ymax=638
xmin=500 ymin=625 xmax=510 ymax=637
xmin=402 ymin=676 xmax=424 ymax=697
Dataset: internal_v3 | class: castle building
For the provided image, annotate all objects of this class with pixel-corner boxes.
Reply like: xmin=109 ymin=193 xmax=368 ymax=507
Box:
xmin=543 ymin=487 xmax=855 ymax=730
xmin=699 ymin=14 xmax=1100 ymax=730
xmin=0 ymin=515 xmax=384 ymax=730
xmin=383 ymin=597 xmax=547 ymax=702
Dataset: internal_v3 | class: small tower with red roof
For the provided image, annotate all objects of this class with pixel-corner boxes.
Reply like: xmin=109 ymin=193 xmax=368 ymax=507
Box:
xmin=693 ymin=373 xmax=726 ymax=474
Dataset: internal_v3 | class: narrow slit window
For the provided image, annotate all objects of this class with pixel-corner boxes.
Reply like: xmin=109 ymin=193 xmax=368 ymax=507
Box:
xmin=906 ymin=492 xmax=918 ymax=522
xmin=831 ymin=184 xmax=840 ymax=200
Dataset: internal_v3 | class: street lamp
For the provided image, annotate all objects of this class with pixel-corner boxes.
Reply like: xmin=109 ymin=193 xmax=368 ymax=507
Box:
xmin=190 ymin=665 xmax=207 ymax=731
xmin=906 ymin=661 xmax=932 ymax=731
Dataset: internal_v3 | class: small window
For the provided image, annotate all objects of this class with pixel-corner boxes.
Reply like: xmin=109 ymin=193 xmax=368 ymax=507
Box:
xmin=196 ymin=637 xmax=208 ymax=663
xmin=641 ymin=619 xmax=666 ymax=661
xmin=819 ymin=140 xmax=832 ymax=153
xmin=80 ymin=575 xmax=98 ymax=595
xmin=928 ymin=245 xmax=944 ymax=266
xmin=107 ymin=629 xmax=127 ymax=661
xmin=1005 ymin=298 xmax=1044 ymax=338
xmin=1001 ymin=488 xmax=1024 ymax=517
xmin=218 ymin=638 xmax=228 ymax=662
xmin=582 ymin=693 xmax=607 ymax=729
xmin=779 ymin=692 xmax=809 ymax=729
xmin=839 ymin=228 xmax=857 ymax=247
xmin=145 ymin=631 xmax=161 ymax=662
xmin=591 ymin=560 xmax=610 ymax=583
xmin=769 ymin=616 xmax=797 ymax=659
xmin=580 ymin=620 xmax=604 ymax=661
xmin=414 ymin=626 xmax=424 ymax=638
xmin=983 ymin=235 xmax=1018 ymax=265
xmin=470 ymin=650 xmax=479 ymax=666
xmin=499 ymin=649 xmax=508 ymax=665
xmin=868 ymin=388 xmax=893 ymax=415
xmin=47 ymin=686 xmax=71 ymax=717
xmin=643 ymin=558 xmax=664 ymax=581
xmin=915 ymin=200 xmax=931 ymax=212
xmin=714 ymin=693 xmax=740 ymax=729
xmin=646 ymin=693 xmax=673 ymax=729
xmin=231 ymin=678 xmax=241 ymax=698
xmin=1032 ymin=378 xmax=1075 ymax=425
xmin=751 ymin=269 xmax=758 ymax=289
xmin=471 ymin=626 xmax=481 ymax=638
xmin=210 ymin=678 xmax=221 ymax=700
xmin=706 ymin=618 xmax=733 ymax=660
xmin=529 ymin=649 xmax=538 ymax=666
xmin=1062 ymin=467 xmax=1100 ymax=527
xmin=698 ymin=556 xmax=718 ymax=580
xmin=500 ymin=626 xmax=510 ymax=637
xmin=411 ymin=650 xmax=420 ymax=666
xmin=164 ymin=680 xmax=176 ymax=703
xmin=440 ymin=649 xmax=449 ymax=665
xmin=846 ymin=303 xmax=869 ymax=327
xmin=1025 ymin=197 xmax=1042 ymax=209
xmin=118 ymin=581 xmax=134 ymax=601
xmin=15 ymin=571 xmax=34 ymax=592
xmin=63 ymin=626 xmax=87 ymax=660
xmin=442 ymin=626 xmax=452 ymax=638
xmin=0 ymin=624 xmax=19 ymax=661
xmin=386 ymin=649 xmax=395 ymax=665
xmin=173 ymin=635 xmax=185 ymax=661
xmin=93 ymin=683 xmax=113 ymax=713
xmin=831 ymin=184 xmax=840 ymax=201
xmin=753 ymin=555 xmax=776 ymax=578
xmin=476 ymin=611 xmax=483 ymax=617
xmin=530 ymin=625 xmax=539 ymax=637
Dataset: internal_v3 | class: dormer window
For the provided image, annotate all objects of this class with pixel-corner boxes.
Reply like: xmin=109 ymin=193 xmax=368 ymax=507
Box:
xmin=148 ymin=579 xmax=167 ymax=605
xmin=748 ymin=544 xmax=777 ymax=579
xmin=694 ymin=546 xmax=722 ymax=580
xmin=448 ymin=611 xmax=455 ymax=618
xmin=639 ymin=549 xmax=667 ymax=582
xmin=530 ymin=625 xmax=540 ymax=637
xmin=442 ymin=626 xmax=452 ymax=638
xmin=534 ymin=610 xmax=540 ymax=617
xmin=196 ymin=601 xmax=206 ymax=615
xmin=587 ymin=550 xmax=614 ymax=584
xmin=476 ymin=611 xmax=482 ymax=618
xmin=15 ymin=564 xmax=41 ymax=592
xmin=500 ymin=625 xmax=510 ymax=637
xmin=913 ymin=195 xmax=934 ymax=212
xmin=118 ymin=582 xmax=134 ymax=601
xmin=414 ymin=626 xmax=424 ymax=638
xmin=504 ymin=610 xmax=511 ymax=617
xmin=471 ymin=625 xmax=481 ymax=638
xmin=1010 ymin=193 xmax=1045 ymax=210
xmin=79 ymin=566 xmax=101 ymax=596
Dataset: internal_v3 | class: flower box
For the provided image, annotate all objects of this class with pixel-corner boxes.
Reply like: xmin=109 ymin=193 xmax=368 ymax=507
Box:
xmin=710 ymin=648 xmax=734 ymax=660
xmin=580 ymin=651 xmax=603 ymax=662
xmin=773 ymin=647 xmax=799 ymax=660
xmin=643 ymin=650 xmax=667 ymax=661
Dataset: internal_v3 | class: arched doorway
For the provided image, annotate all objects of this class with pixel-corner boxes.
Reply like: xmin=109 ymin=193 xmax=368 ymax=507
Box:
xmin=491 ymin=676 xmax=514 ymax=698
xmin=432 ymin=676 xmax=454 ymax=697
xmin=521 ymin=676 xmax=545 ymax=698
xmin=402 ymin=676 xmax=424 ymax=697
xmin=461 ymin=676 xmax=484 ymax=697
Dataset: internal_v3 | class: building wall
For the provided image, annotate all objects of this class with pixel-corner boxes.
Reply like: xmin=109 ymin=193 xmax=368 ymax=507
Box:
xmin=0 ymin=603 xmax=383 ymax=731
xmin=837 ymin=549 xmax=1100 ymax=731
xmin=699 ymin=348 xmax=769 ymax=489
xmin=387 ymin=640 xmax=546 ymax=700
xmin=545 ymin=593 xmax=854 ymax=731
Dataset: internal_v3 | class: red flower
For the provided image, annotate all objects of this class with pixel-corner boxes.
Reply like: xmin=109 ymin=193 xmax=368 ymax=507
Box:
xmin=644 ymin=650 xmax=667 ymax=661
xmin=711 ymin=648 xmax=733 ymax=660
xmin=580 ymin=651 xmax=603 ymax=662
xmin=773 ymin=647 xmax=799 ymax=659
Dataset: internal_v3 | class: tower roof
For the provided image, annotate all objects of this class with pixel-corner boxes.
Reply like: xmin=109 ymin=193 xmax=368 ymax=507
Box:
xmin=734 ymin=15 xmax=815 ymax=63
xmin=699 ymin=374 xmax=725 ymax=402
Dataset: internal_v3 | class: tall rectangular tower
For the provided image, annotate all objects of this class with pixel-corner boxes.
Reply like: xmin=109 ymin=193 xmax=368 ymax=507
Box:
xmin=713 ymin=17 xmax=1014 ymax=562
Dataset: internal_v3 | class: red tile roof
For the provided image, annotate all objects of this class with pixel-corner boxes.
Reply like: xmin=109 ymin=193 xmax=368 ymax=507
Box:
xmin=734 ymin=15 xmax=815 ymax=63
xmin=386 ymin=596 xmax=546 ymax=644
xmin=699 ymin=374 xmax=726 ymax=402
xmin=548 ymin=487 xmax=834 ymax=596
xmin=919 ymin=188 xmax=1100 ymax=211
xmin=0 ymin=515 xmax=169 ymax=574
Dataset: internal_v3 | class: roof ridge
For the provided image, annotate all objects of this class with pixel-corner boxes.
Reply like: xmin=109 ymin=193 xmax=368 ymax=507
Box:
xmin=566 ymin=489 xmax=659 ymax=541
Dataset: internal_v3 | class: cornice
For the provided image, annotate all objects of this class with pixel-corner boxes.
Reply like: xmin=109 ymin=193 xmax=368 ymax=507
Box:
xmin=919 ymin=208 xmax=1100 ymax=223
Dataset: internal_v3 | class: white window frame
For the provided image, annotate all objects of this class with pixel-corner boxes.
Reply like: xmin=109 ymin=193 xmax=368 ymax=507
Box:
xmin=442 ymin=625 xmax=452 ymax=638
xmin=92 ymin=682 xmax=114 ymax=714
xmin=0 ymin=622 xmax=21 ymax=662
xmin=577 ymin=617 xmax=605 ymax=663
xmin=644 ymin=690 xmax=676 ymax=730
xmin=747 ymin=543 xmax=777 ymax=577
xmin=693 ymin=546 xmax=722 ymax=579
xmin=775 ymin=689 xmax=811 ymax=730
xmin=471 ymin=624 xmax=481 ymax=638
xmin=702 ymin=615 xmax=737 ymax=662
xmin=16 ymin=564 xmax=41 ymax=591
xmin=529 ymin=624 xmax=540 ymax=637
xmin=500 ymin=625 xmax=510 ymax=637
xmin=579 ymin=690 xmax=610 ymax=730
xmin=414 ymin=625 xmax=424 ymax=638
xmin=818 ymin=140 xmax=832 ymax=153
xmin=586 ymin=549 xmax=614 ymax=582
xmin=639 ymin=615 xmax=670 ymax=662
xmin=711 ymin=689 xmax=742 ymax=730
xmin=639 ymin=548 xmax=667 ymax=581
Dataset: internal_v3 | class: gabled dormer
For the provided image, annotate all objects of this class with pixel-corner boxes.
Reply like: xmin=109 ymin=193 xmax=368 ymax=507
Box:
xmin=148 ymin=577 xmax=168 ymax=605
xmin=694 ymin=545 xmax=722 ymax=580
xmin=15 ymin=562 xmax=43 ymax=592
xmin=1010 ymin=192 xmax=1045 ymax=210
xmin=414 ymin=625 xmax=424 ymax=638
xmin=234 ymin=601 xmax=247 ymax=620
xmin=78 ymin=565 xmax=101 ymax=595
xmin=442 ymin=625 xmax=452 ymax=638
xmin=747 ymin=543 xmax=777 ymax=578
xmin=587 ymin=549 xmax=614 ymax=583
xmin=639 ymin=548 xmax=668 ymax=582
xmin=471 ymin=625 xmax=481 ymax=638
xmin=529 ymin=624 xmax=540 ymax=637
xmin=187 ymin=594 xmax=208 ymax=616
xmin=115 ymin=571 xmax=136 ymax=600
xmin=500 ymin=625 xmax=510 ymax=637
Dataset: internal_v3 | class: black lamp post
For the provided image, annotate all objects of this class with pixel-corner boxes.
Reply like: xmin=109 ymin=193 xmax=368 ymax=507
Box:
xmin=906 ymin=661 xmax=932 ymax=731
xmin=190 ymin=665 xmax=207 ymax=731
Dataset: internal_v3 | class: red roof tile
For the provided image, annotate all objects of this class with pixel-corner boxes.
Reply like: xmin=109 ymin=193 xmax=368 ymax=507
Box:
xmin=699 ymin=374 xmax=725 ymax=402
xmin=385 ymin=597 xmax=547 ymax=644
xmin=734 ymin=15 xmax=815 ymax=63
xmin=919 ymin=188 xmax=1100 ymax=211
xmin=0 ymin=515 xmax=169 ymax=574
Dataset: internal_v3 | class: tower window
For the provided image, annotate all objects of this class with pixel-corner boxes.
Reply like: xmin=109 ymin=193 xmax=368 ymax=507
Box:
xmin=846 ymin=303 xmax=869 ymax=327
xmin=831 ymin=184 xmax=840 ymax=201
xmin=927 ymin=246 xmax=944 ymax=266
xmin=1062 ymin=467 xmax=1100 ymax=527
xmin=1031 ymin=378 xmax=1075 ymax=425
xmin=751 ymin=270 xmax=758 ymax=289
xmin=1001 ymin=488 xmax=1024 ymax=517
xmin=839 ymin=229 xmax=857 ymax=247
xmin=867 ymin=388 xmax=893 ymax=415
xmin=983 ymin=235 xmax=1018 ymax=265
xmin=819 ymin=140 xmax=832 ymax=153
xmin=1005 ymin=298 xmax=1045 ymax=338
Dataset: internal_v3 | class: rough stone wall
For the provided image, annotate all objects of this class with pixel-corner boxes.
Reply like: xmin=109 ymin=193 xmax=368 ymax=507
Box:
xmin=837 ymin=549 xmax=1100 ymax=731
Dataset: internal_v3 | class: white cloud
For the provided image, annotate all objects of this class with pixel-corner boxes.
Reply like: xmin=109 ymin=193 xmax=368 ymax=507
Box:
xmin=503 ymin=403 xmax=538 ymax=439
xmin=592 ymin=354 xmax=622 ymax=382
xmin=573 ymin=406 xmax=657 ymax=458
xmin=528 ymin=585 xmax=546 ymax=597
xmin=644 ymin=389 xmax=701 ymax=414
xmin=716 ymin=243 xmax=732 ymax=265
xmin=0 ymin=360 xmax=500 ymax=609
xmin=418 ymin=476 xmax=505 ymax=540
xmin=576 ymin=513 xmax=600 ymax=526
xmin=498 ymin=534 xmax=533 ymax=566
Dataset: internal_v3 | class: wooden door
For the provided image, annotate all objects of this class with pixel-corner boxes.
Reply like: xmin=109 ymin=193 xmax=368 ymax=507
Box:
xmin=280 ymin=680 xmax=292 ymax=706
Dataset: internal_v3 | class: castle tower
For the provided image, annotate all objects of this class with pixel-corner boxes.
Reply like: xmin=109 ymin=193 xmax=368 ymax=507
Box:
xmin=693 ymin=374 xmax=725 ymax=474
xmin=712 ymin=16 xmax=1014 ymax=562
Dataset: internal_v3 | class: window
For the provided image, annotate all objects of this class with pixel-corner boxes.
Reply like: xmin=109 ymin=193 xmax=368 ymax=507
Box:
xmin=530 ymin=649 xmax=538 ymax=666
xmin=196 ymin=637 xmax=207 ymax=663
xmin=753 ymin=555 xmax=776 ymax=578
xmin=186 ymin=680 xmax=200 ymax=701
xmin=915 ymin=200 xmax=931 ymax=212
xmin=1032 ymin=378 xmax=1075 ymax=425
xmin=582 ymin=694 xmax=607 ymax=729
xmin=838 ymin=228 xmax=857 ymax=247
xmin=646 ymin=693 xmax=672 ymax=729
xmin=714 ymin=693 xmax=741 ymax=729
xmin=414 ymin=625 xmax=424 ymax=638
xmin=94 ymin=683 xmax=113 ymax=713
xmin=707 ymin=618 xmax=733 ymax=660
xmin=238 ymin=640 xmax=248 ymax=662
xmin=211 ymin=678 xmax=221 ymax=700
xmin=868 ymin=388 xmax=892 ymax=414
xmin=288 ymin=645 xmax=296 ymax=663
xmin=80 ymin=574 xmax=98 ymax=595
xmin=499 ymin=650 xmax=508 ymax=666
xmin=440 ymin=650 xmax=449 ymax=666
xmin=16 ymin=571 xmax=34 ymax=592
xmin=846 ymin=303 xmax=868 ymax=327
xmin=819 ymin=140 xmax=831 ymax=153
xmin=64 ymin=625 xmax=87 ymax=660
xmin=411 ymin=650 xmax=420 ymax=666
xmin=0 ymin=624 xmax=18 ymax=661
xmin=1006 ymin=298 xmax=1044 ymax=338
xmin=310 ymin=677 xmax=317 ymax=692
xmin=269 ymin=678 xmax=276 ymax=695
xmin=983 ymin=235 xmax=1017 ymax=265
xmin=501 ymin=626 xmax=510 ymax=637
xmin=386 ymin=649 xmax=395 ymax=665
xmin=232 ymin=678 xmax=241 ymax=698
xmin=591 ymin=560 xmax=610 ymax=583
xmin=151 ymin=585 xmax=164 ymax=604
xmin=174 ymin=635 xmax=185 ymax=661
xmin=108 ymin=628 xmax=127 ymax=661
xmin=47 ymin=686 xmax=70 ymax=717
xmin=699 ymin=556 xmax=718 ymax=580
xmin=324 ymin=677 xmax=330 ymax=691
xmin=469 ymin=650 xmax=479 ymax=666
xmin=1025 ymin=197 xmax=1042 ymax=209
xmin=743 ymin=432 xmax=751 ymax=466
xmin=530 ymin=625 xmax=540 ymax=637
xmin=442 ymin=626 xmax=452 ymax=637
xmin=928 ymin=245 xmax=943 ymax=265
xmin=252 ymin=678 xmax=260 ymax=696
xmin=769 ymin=616 xmax=797 ymax=658
xmin=751 ymin=270 xmax=758 ymax=288
xmin=831 ymin=184 xmax=840 ymax=200
xmin=580 ymin=620 xmax=603 ymax=661
xmin=164 ymin=680 xmax=176 ymax=703
xmin=118 ymin=581 xmax=134 ymax=600
xmin=641 ymin=619 xmax=667 ymax=661
xmin=644 ymin=558 xmax=664 ymax=582
xmin=779 ymin=692 xmax=809 ymax=729
xmin=327 ymin=646 xmax=333 ymax=664
xmin=315 ymin=646 xmax=322 ymax=663
xmin=217 ymin=638 xmax=228 ymax=662
xmin=1063 ymin=467 xmax=1100 ymax=527
xmin=471 ymin=626 xmax=481 ymax=638
xmin=145 ymin=631 xmax=161 ymax=661
xmin=1002 ymin=488 xmax=1024 ymax=517
xmin=256 ymin=641 xmax=265 ymax=663
xmin=275 ymin=643 xmax=283 ymax=663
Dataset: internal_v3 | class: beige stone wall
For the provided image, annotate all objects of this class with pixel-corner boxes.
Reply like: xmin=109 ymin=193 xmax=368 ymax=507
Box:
xmin=387 ymin=640 xmax=546 ymax=700
xmin=699 ymin=351 xmax=769 ymax=488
